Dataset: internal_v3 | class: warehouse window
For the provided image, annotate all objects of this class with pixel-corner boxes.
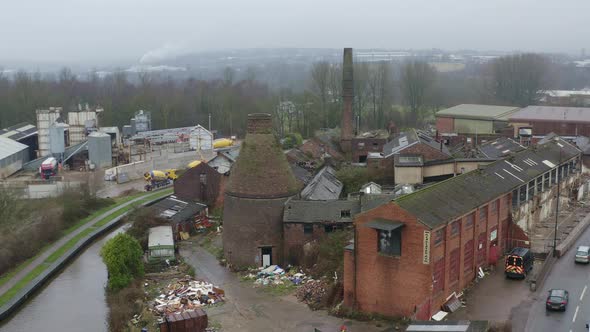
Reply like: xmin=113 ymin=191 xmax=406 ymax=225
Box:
xmin=465 ymin=213 xmax=474 ymax=228
xmin=479 ymin=206 xmax=487 ymax=223
xmin=340 ymin=209 xmax=351 ymax=218
xmin=303 ymin=224 xmax=313 ymax=235
xmin=199 ymin=173 xmax=207 ymax=185
xmin=490 ymin=200 xmax=497 ymax=215
xmin=451 ymin=220 xmax=461 ymax=237
xmin=464 ymin=240 xmax=474 ymax=273
xmin=434 ymin=228 xmax=444 ymax=246
xmin=433 ymin=258 xmax=445 ymax=294
xmin=378 ymin=229 xmax=401 ymax=256
xmin=450 ymin=248 xmax=460 ymax=282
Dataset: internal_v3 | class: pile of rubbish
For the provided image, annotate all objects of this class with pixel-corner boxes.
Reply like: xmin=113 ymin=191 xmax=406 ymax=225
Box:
xmin=242 ymin=265 xmax=310 ymax=287
xmin=295 ymin=279 xmax=329 ymax=306
xmin=151 ymin=276 xmax=225 ymax=317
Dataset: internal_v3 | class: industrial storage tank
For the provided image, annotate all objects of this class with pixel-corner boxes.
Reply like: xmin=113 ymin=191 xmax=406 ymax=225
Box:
xmin=189 ymin=125 xmax=213 ymax=151
xmin=223 ymin=113 xmax=300 ymax=268
xmin=49 ymin=122 xmax=67 ymax=157
xmin=134 ymin=110 xmax=151 ymax=133
xmin=36 ymin=107 xmax=63 ymax=157
xmin=88 ymin=132 xmax=112 ymax=169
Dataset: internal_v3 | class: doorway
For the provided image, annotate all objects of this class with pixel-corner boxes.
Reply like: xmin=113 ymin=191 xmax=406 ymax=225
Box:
xmin=261 ymin=247 xmax=272 ymax=267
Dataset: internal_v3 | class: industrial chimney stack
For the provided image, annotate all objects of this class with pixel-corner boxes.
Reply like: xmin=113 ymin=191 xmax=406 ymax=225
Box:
xmin=340 ymin=48 xmax=354 ymax=153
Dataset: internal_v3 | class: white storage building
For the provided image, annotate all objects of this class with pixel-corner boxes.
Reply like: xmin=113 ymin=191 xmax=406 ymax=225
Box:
xmin=0 ymin=137 xmax=29 ymax=179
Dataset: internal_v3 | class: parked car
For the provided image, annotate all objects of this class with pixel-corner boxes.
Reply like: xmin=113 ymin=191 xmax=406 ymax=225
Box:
xmin=505 ymin=247 xmax=534 ymax=279
xmin=575 ymin=246 xmax=590 ymax=264
xmin=546 ymin=289 xmax=569 ymax=311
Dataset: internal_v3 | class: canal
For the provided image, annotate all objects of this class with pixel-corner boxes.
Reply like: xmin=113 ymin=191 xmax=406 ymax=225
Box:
xmin=0 ymin=226 xmax=126 ymax=332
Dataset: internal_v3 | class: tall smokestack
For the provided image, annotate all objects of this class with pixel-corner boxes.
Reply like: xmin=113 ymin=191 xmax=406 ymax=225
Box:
xmin=340 ymin=48 xmax=354 ymax=153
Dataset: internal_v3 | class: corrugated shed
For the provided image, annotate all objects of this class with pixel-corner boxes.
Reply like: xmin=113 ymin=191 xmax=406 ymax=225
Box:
xmin=396 ymin=138 xmax=580 ymax=229
xmin=300 ymin=166 xmax=342 ymax=200
xmin=148 ymin=226 xmax=174 ymax=248
xmin=0 ymin=136 xmax=28 ymax=160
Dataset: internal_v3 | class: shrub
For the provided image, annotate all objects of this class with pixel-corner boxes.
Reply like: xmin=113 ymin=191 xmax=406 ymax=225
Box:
xmin=336 ymin=167 xmax=369 ymax=195
xmin=100 ymin=233 xmax=144 ymax=291
xmin=125 ymin=207 xmax=168 ymax=250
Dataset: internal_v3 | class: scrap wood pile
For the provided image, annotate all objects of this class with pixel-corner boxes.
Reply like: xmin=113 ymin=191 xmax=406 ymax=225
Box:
xmin=151 ymin=276 xmax=225 ymax=318
xmin=242 ymin=265 xmax=310 ymax=287
xmin=295 ymin=279 xmax=330 ymax=307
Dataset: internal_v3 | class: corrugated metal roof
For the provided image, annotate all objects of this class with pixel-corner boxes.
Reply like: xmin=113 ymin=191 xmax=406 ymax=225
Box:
xmin=510 ymin=106 xmax=590 ymax=123
xmin=148 ymin=226 xmax=174 ymax=248
xmin=300 ymin=166 xmax=343 ymax=200
xmin=396 ymin=137 xmax=580 ymax=229
xmin=0 ymin=122 xmax=37 ymax=141
xmin=0 ymin=136 xmax=28 ymax=161
xmin=436 ymin=104 xmax=520 ymax=121
xmin=479 ymin=137 xmax=525 ymax=159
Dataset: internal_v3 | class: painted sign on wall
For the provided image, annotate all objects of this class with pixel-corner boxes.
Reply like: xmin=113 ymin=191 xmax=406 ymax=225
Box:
xmin=423 ymin=230 xmax=431 ymax=264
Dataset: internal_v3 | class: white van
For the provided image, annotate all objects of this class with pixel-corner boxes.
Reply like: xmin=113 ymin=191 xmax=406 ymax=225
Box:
xmin=575 ymin=246 xmax=590 ymax=264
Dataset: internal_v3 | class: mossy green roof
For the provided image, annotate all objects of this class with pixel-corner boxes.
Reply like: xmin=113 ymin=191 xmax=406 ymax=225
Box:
xmin=226 ymin=133 xmax=301 ymax=198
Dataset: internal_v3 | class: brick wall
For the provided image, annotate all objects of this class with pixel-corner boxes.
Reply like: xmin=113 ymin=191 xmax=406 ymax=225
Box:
xmin=436 ymin=117 xmax=454 ymax=133
xmin=283 ymin=223 xmax=339 ymax=264
xmin=345 ymin=203 xmax=432 ymax=317
xmin=174 ymin=163 xmax=222 ymax=206
xmin=223 ymin=194 xmax=291 ymax=268
xmin=345 ymin=193 xmax=510 ymax=318
xmin=352 ymin=138 xmax=387 ymax=162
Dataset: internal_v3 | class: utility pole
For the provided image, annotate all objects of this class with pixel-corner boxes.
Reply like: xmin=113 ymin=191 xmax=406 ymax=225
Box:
xmin=553 ymin=141 xmax=562 ymax=257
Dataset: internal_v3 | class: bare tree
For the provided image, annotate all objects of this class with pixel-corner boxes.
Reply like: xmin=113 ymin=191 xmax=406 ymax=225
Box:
xmin=401 ymin=61 xmax=436 ymax=125
xmin=489 ymin=53 xmax=549 ymax=107
xmin=310 ymin=61 xmax=331 ymax=128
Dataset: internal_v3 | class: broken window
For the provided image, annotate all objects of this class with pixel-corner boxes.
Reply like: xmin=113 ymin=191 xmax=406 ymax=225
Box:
xmin=536 ymin=177 xmax=542 ymax=194
xmin=465 ymin=213 xmax=474 ymax=228
xmin=451 ymin=220 xmax=460 ymax=237
xmin=199 ymin=173 xmax=207 ymax=185
xmin=543 ymin=172 xmax=550 ymax=191
xmin=527 ymin=181 xmax=535 ymax=200
xmin=490 ymin=200 xmax=498 ymax=215
xmin=518 ymin=185 xmax=527 ymax=203
xmin=340 ymin=209 xmax=351 ymax=218
xmin=378 ymin=229 xmax=402 ymax=256
xmin=551 ymin=169 xmax=557 ymax=185
xmin=479 ymin=206 xmax=487 ymax=223
xmin=303 ymin=224 xmax=313 ymax=235
xmin=512 ymin=189 xmax=519 ymax=208
xmin=434 ymin=228 xmax=444 ymax=246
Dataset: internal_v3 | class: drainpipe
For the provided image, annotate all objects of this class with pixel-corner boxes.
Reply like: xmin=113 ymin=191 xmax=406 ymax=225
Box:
xmin=353 ymin=223 xmax=358 ymax=310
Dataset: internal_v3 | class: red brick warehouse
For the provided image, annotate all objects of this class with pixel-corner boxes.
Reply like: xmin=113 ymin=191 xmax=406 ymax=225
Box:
xmin=343 ymin=138 xmax=582 ymax=319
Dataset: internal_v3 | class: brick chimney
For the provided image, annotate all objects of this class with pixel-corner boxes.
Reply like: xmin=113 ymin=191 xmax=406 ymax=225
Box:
xmin=340 ymin=48 xmax=354 ymax=153
xmin=247 ymin=113 xmax=272 ymax=134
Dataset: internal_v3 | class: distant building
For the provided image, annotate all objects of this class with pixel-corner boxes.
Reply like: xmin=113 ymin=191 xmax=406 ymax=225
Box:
xmin=540 ymin=90 xmax=590 ymax=107
xmin=510 ymin=106 xmax=590 ymax=144
xmin=352 ymin=130 xmax=390 ymax=163
xmin=343 ymin=137 xmax=582 ymax=319
xmin=436 ymin=104 xmax=520 ymax=144
xmin=367 ymin=129 xmax=453 ymax=184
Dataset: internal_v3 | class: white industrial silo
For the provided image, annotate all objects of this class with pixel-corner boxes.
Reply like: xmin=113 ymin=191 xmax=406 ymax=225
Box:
xmin=88 ymin=132 xmax=112 ymax=169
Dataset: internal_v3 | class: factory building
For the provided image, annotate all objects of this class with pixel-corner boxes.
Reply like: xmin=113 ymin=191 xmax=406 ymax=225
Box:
xmin=0 ymin=123 xmax=38 ymax=160
xmin=510 ymin=106 xmax=590 ymax=144
xmin=0 ymin=137 xmax=29 ymax=179
xmin=343 ymin=137 xmax=582 ymax=320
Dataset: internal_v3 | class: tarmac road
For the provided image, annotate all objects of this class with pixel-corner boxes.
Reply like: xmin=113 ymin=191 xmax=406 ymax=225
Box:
xmin=526 ymin=216 xmax=590 ymax=332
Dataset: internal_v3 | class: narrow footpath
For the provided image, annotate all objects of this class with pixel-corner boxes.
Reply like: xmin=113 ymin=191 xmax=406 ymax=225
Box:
xmin=0 ymin=191 xmax=162 ymax=297
xmin=179 ymin=240 xmax=389 ymax=332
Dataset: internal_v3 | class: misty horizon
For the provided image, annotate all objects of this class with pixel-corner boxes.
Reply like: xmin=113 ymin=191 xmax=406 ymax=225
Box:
xmin=1 ymin=0 xmax=590 ymax=68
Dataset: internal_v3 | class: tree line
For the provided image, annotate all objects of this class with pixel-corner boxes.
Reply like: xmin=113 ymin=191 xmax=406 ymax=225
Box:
xmin=0 ymin=53 xmax=583 ymax=138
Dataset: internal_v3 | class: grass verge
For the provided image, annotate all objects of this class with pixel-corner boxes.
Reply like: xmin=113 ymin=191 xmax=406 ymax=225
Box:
xmin=0 ymin=188 xmax=171 ymax=307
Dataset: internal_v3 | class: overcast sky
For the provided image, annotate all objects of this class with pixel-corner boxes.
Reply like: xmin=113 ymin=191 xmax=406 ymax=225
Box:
xmin=1 ymin=0 xmax=589 ymax=65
